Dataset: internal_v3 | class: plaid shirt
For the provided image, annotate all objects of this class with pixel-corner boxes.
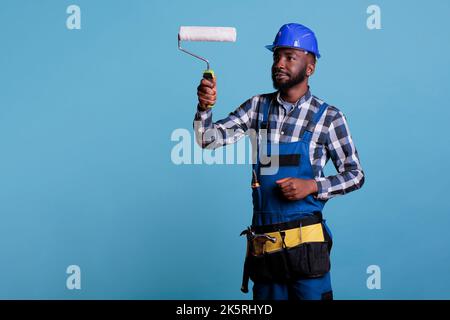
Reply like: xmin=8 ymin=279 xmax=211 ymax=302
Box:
xmin=193 ymin=89 xmax=365 ymax=201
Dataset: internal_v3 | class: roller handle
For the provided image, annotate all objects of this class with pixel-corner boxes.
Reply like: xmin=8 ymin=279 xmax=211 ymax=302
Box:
xmin=202 ymin=69 xmax=215 ymax=109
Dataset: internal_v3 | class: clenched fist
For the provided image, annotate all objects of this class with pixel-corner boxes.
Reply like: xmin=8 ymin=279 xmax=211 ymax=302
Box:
xmin=276 ymin=177 xmax=319 ymax=201
xmin=197 ymin=77 xmax=216 ymax=110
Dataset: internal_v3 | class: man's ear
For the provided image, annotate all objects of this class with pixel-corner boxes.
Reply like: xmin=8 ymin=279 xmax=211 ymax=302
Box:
xmin=305 ymin=53 xmax=316 ymax=77
xmin=306 ymin=55 xmax=316 ymax=77
xmin=306 ymin=61 xmax=316 ymax=77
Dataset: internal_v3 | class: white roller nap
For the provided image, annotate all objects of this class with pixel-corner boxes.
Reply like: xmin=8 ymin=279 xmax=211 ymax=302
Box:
xmin=179 ymin=26 xmax=237 ymax=42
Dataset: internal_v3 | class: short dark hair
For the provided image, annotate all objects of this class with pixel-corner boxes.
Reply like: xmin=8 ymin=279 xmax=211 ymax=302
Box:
xmin=306 ymin=51 xmax=317 ymax=64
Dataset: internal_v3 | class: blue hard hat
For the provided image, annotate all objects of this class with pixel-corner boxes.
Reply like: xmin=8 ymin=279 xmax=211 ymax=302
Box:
xmin=266 ymin=23 xmax=321 ymax=58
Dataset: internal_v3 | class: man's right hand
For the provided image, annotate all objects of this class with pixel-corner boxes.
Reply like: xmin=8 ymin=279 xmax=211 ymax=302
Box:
xmin=197 ymin=77 xmax=216 ymax=110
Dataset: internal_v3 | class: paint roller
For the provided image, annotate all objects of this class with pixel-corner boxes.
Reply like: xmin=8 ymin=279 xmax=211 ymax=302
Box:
xmin=178 ymin=26 xmax=237 ymax=107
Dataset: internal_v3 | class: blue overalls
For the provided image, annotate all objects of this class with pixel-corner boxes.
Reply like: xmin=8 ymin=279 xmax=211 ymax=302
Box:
xmin=251 ymin=95 xmax=333 ymax=300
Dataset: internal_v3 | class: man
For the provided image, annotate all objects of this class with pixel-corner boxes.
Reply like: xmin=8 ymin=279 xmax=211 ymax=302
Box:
xmin=193 ymin=23 xmax=365 ymax=300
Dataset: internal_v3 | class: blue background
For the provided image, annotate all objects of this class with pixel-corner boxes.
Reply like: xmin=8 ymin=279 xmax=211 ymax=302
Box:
xmin=0 ymin=0 xmax=449 ymax=299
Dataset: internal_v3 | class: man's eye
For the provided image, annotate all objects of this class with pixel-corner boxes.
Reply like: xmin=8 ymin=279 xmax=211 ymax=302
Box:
xmin=287 ymin=56 xmax=295 ymax=61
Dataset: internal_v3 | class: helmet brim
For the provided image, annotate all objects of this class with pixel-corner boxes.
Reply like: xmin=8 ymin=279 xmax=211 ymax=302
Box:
xmin=265 ymin=45 xmax=320 ymax=58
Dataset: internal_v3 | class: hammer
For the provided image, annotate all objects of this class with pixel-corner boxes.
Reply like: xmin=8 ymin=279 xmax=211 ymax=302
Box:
xmin=240 ymin=228 xmax=277 ymax=293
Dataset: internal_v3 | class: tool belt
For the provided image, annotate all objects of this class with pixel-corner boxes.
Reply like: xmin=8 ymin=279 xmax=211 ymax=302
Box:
xmin=241 ymin=213 xmax=332 ymax=286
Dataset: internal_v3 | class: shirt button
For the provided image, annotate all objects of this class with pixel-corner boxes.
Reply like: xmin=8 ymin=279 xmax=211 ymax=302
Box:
xmin=281 ymin=131 xmax=285 ymax=135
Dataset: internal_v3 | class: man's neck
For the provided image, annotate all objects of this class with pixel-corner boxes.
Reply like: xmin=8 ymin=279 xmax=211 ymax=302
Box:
xmin=279 ymin=82 xmax=309 ymax=104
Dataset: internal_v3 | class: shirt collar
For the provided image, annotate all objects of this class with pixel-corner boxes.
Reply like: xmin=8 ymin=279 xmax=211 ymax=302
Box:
xmin=276 ymin=87 xmax=312 ymax=111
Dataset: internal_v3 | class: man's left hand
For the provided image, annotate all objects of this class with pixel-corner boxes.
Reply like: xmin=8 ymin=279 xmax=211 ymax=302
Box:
xmin=275 ymin=177 xmax=318 ymax=201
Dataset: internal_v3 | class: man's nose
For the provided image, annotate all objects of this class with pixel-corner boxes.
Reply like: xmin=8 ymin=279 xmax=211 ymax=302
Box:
xmin=275 ymin=57 xmax=285 ymax=70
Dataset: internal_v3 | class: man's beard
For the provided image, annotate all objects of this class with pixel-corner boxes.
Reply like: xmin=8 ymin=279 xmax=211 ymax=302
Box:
xmin=272 ymin=65 xmax=307 ymax=91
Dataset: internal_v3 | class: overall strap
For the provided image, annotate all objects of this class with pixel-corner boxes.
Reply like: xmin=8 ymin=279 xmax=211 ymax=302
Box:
xmin=255 ymin=94 xmax=275 ymax=175
xmin=261 ymin=95 xmax=272 ymax=131
xmin=302 ymin=102 xmax=329 ymax=143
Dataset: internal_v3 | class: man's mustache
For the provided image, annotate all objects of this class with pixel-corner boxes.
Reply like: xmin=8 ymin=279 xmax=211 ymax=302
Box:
xmin=272 ymin=69 xmax=289 ymax=77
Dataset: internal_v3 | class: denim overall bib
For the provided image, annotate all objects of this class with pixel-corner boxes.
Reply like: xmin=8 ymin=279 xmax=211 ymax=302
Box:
xmin=251 ymin=94 xmax=333 ymax=300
